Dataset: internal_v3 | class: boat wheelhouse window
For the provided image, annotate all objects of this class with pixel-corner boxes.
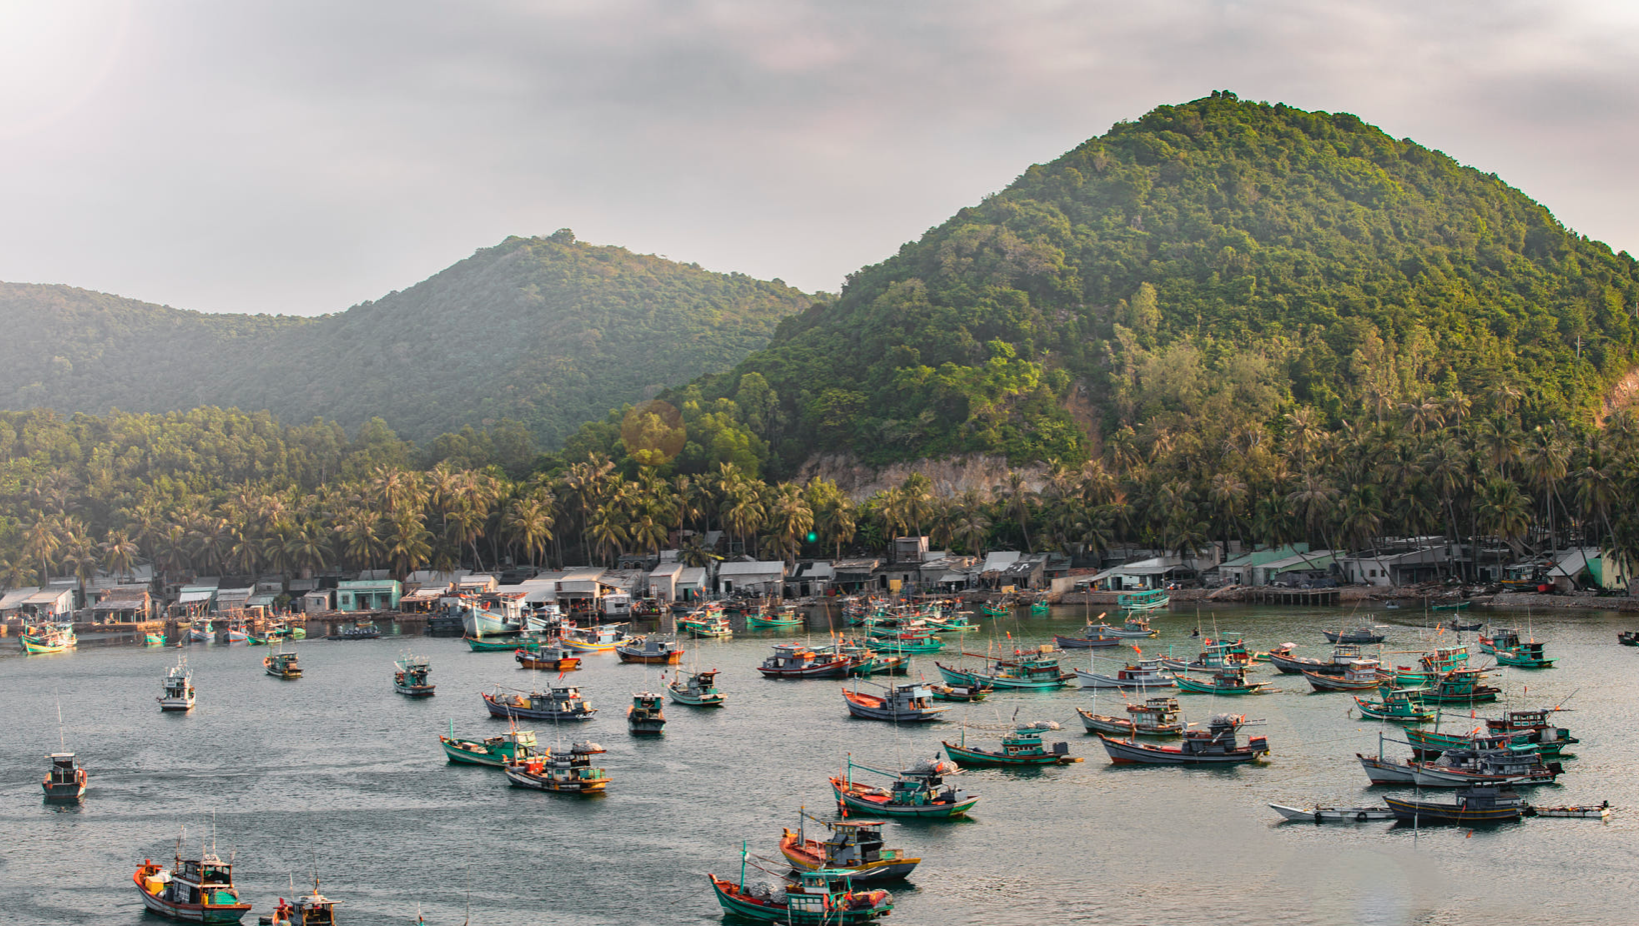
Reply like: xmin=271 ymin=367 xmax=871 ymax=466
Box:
xmin=202 ymin=865 xmax=231 ymax=884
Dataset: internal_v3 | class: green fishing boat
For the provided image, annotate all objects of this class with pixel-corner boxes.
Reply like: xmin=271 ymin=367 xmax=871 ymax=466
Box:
xmin=943 ymin=721 xmax=1080 ymax=768
xmin=746 ymin=605 xmax=804 ymax=630
xmin=1117 ymin=589 xmax=1171 ymax=612
xmin=1354 ymin=687 xmax=1435 ymax=722
xmin=871 ymin=636 xmax=943 ymax=655
xmin=1029 ymin=598 xmax=1050 ymax=614
xmin=831 ymin=756 xmax=978 ymax=819
xmin=1494 ymin=641 xmax=1554 ymax=668
xmin=144 ymin=632 xmax=165 ymax=646
xmin=20 ymin=626 xmax=75 ymax=654
xmin=923 ymin=613 xmax=979 ymax=633
xmin=1173 ymin=666 xmax=1270 ymax=695
xmin=936 ymin=646 xmax=1073 ymax=689
xmin=1413 ymin=668 xmax=1501 ymax=705
xmin=440 ymin=720 xmax=540 ymax=767
xmin=1430 ymin=600 xmax=1471 ymax=612
xmin=980 ymin=601 xmax=1012 ymax=618
xmin=709 ymin=867 xmax=893 ymax=924
xmin=466 ymin=634 xmax=530 ymax=652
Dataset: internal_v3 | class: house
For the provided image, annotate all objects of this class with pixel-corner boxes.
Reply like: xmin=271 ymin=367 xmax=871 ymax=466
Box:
xmin=299 ymin=589 xmax=333 ymax=613
xmin=246 ymin=591 xmax=279 ymax=612
xmin=717 ymin=561 xmax=786 ymax=596
xmin=1253 ymin=550 xmax=1340 ymax=587
xmin=19 ymin=586 xmax=75 ymax=620
xmin=923 ymin=556 xmax=979 ymax=591
xmin=457 ymin=574 xmax=500 ymax=594
xmin=214 ymin=587 xmax=255 ymax=614
xmin=1339 ymin=543 xmax=1461 ymax=587
xmin=397 ymin=586 xmax=446 ymax=612
xmin=677 ymin=566 xmax=707 ymax=601
xmin=649 ymin=562 xmax=686 ymax=601
xmin=892 ymin=536 xmax=930 ymax=563
xmin=832 ymin=558 xmax=881 ymax=593
xmin=1001 ymin=554 xmax=1049 ymax=590
xmin=1218 ymin=544 xmax=1311 ymax=586
xmin=336 ymin=579 xmax=402 ymax=612
xmin=1083 ymin=556 xmax=1181 ymax=591
xmin=0 ymin=586 xmax=40 ymax=621
xmin=176 ymin=585 xmax=218 ymax=616
xmin=90 ymin=586 xmax=153 ymax=623
xmin=1545 ymin=547 xmax=1601 ymax=593
xmin=785 ymin=561 xmax=834 ymax=598
xmin=978 ymin=552 xmax=1023 ymax=587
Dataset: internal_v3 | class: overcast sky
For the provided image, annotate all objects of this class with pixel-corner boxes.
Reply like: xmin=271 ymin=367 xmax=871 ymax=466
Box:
xmin=2 ymin=1 xmax=1637 ymax=316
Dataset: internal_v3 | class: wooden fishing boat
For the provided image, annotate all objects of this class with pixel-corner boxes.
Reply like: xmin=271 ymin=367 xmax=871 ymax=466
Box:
xmin=1029 ymin=596 xmax=1050 ymax=614
xmin=944 ymin=721 xmax=1080 ymax=767
xmin=563 ymin=623 xmax=629 ymax=653
xmin=1322 ymin=624 xmax=1387 ymax=644
xmin=1430 ymin=600 xmax=1471 ymax=612
xmin=504 ymin=742 xmax=611 ymax=793
xmin=865 ymin=628 xmax=944 ymax=654
xmin=626 ymin=692 xmax=666 ymax=734
xmin=831 ymin=757 xmax=978 ymax=818
xmin=158 ymin=656 xmax=196 ymax=711
xmin=928 ymin=682 xmax=990 ymax=702
xmin=844 ymin=652 xmax=909 ymax=677
xmin=616 ymin=634 xmax=685 ymax=664
xmin=843 ymin=682 xmax=948 ymax=723
xmin=1478 ymin=628 xmax=1519 ymax=655
xmin=1173 ymin=666 xmax=1270 ymax=695
xmin=1074 ymin=657 xmax=1175 ymax=689
xmin=134 ymin=847 xmax=253 ymax=923
xmin=936 ymin=646 xmax=1074 ymax=690
xmin=980 ymin=600 xmax=1012 ymax=618
xmin=1098 ymin=713 xmax=1269 ymax=765
xmin=759 ymin=644 xmax=850 ymax=679
xmin=666 ymin=668 xmax=726 ymax=707
xmin=1379 ymin=647 xmax=1471 ymax=686
xmin=1054 ymin=624 xmax=1126 ymax=649
xmin=264 ymin=873 xmax=339 ymax=925
xmin=20 ymin=624 xmax=75 ymax=654
xmin=1077 ymin=696 xmax=1184 ymax=737
xmin=1354 ymin=688 xmax=1434 ymax=722
xmin=1495 ymin=641 xmax=1555 ymax=668
xmin=1268 ymin=803 xmax=1396 ymax=823
xmin=1302 ymin=659 xmax=1383 ymax=692
xmin=1413 ymin=668 xmax=1500 ymax=705
xmin=482 ymin=685 xmax=597 ymax=722
xmin=145 ymin=632 xmax=166 ymax=646
xmin=465 ymin=633 xmax=527 ymax=652
xmin=1530 ymin=803 xmax=1611 ymax=820
xmin=707 ymin=869 xmax=893 ymax=924
xmin=327 ymin=621 xmax=379 ymax=641
xmin=1617 ymin=630 xmax=1638 ymax=646
xmin=263 ymin=645 xmax=302 ymax=679
xmin=1438 ymin=620 xmax=1484 ymax=632
xmin=440 ymin=721 xmax=539 ymax=766
xmin=1268 ymin=643 xmax=1366 ymax=676
xmin=1252 ymin=642 xmax=1296 ymax=663
xmin=1385 ymin=786 xmax=1526 ymax=825
xmin=1117 ymin=589 xmax=1170 ymax=612
xmin=514 ymin=641 xmax=581 ymax=671
xmin=1485 ymin=709 xmax=1577 ymax=755
xmin=1159 ymin=637 xmax=1252 ymax=674
xmin=187 ymin=621 xmax=214 ymax=644
xmin=923 ymin=612 xmax=979 ymax=633
xmin=42 ymin=752 xmax=86 ymax=801
xmin=1357 ymin=751 xmax=1418 ymax=785
xmin=393 ymin=655 xmax=436 ymax=697
xmin=678 ymin=611 xmax=733 ymax=639
xmin=746 ymin=605 xmax=804 ymax=630
xmin=780 ymin=814 xmax=919 ymax=881
xmin=1408 ymin=742 xmax=1562 ymax=788
xmin=224 ymin=624 xmax=249 ymax=643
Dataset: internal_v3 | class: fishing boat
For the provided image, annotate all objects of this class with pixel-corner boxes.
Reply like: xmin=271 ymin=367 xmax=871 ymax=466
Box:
xmin=465 ymin=634 xmax=527 ymax=652
xmin=1378 ymin=647 xmax=1471 ymax=687
xmin=758 ymin=643 xmax=850 ymax=679
xmin=135 ymin=846 xmax=253 ymax=923
xmin=263 ymin=645 xmax=302 ymax=679
xmin=1302 ymin=659 xmax=1383 ymax=692
xmin=1408 ymin=742 xmax=1562 ymax=788
xmin=1618 ymin=631 xmax=1638 ymax=646
xmin=831 ymin=756 xmax=978 ymax=818
xmin=980 ymin=599 xmax=1012 ymax=618
xmin=454 ymin=593 xmax=525 ymax=637
xmin=1353 ymin=688 xmax=1434 ymax=722
xmin=1097 ymin=713 xmax=1269 ymax=765
xmin=158 ymin=656 xmax=197 ymax=711
xmin=514 ymin=641 xmax=581 ymax=671
xmin=1073 ymin=656 xmax=1175 ymax=690
xmin=1495 ymin=641 xmax=1555 ymax=668
xmin=264 ymin=873 xmax=339 ymax=925
xmin=1029 ymin=596 xmax=1050 ymax=614
xmin=627 ymin=692 xmax=666 ymax=734
xmin=677 ymin=610 xmax=733 ymax=639
xmin=928 ymin=682 xmax=990 ymax=702
xmin=707 ymin=869 xmax=893 ymax=924
xmin=936 ymin=646 xmax=1074 ymax=690
xmin=327 ymin=621 xmax=380 ymax=641
xmin=1173 ymin=665 xmax=1270 ymax=695
xmin=1268 ymin=643 xmax=1366 ymax=676
xmin=1054 ymin=624 xmax=1126 ymax=649
xmin=745 ymin=605 xmax=804 ymax=630
xmin=1117 ymin=589 xmax=1170 ymax=612
xmin=145 ymin=632 xmax=166 ymax=646
xmin=440 ymin=721 xmax=539 ymax=766
xmin=20 ymin=624 xmax=76 ymax=654
xmin=944 ymin=721 xmax=1080 ymax=768
xmin=1438 ymin=620 xmax=1484 ymax=632
xmin=224 ymin=624 xmax=249 ymax=643
xmin=481 ymin=685 xmax=597 ymax=722
xmin=187 ymin=621 xmax=214 ymax=644
xmin=1413 ymin=668 xmax=1500 ymax=705
xmin=393 ymin=655 xmax=436 ymax=697
xmin=1530 ymin=802 xmax=1612 ymax=820
xmin=780 ymin=813 xmax=919 ymax=881
xmin=1485 ymin=709 xmax=1578 ymax=756
xmin=1478 ymin=628 xmax=1520 ymax=655
xmin=923 ymin=612 xmax=979 ymax=633
xmin=1430 ymin=600 xmax=1472 ymax=612
xmin=615 ymin=634 xmax=685 ymax=665
xmin=524 ymin=602 xmax=568 ymax=635
xmin=42 ymin=752 xmax=86 ymax=801
xmin=1384 ymin=786 xmax=1526 ymax=825
xmin=563 ymin=623 xmax=630 ymax=653
xmin=666 ymin=668 xmax=726 ymax=707
xmin=1268 ymin=804 xmax=1396 ymax=823
xmin=1252 ymin=642 xmax=1297 ymax=663
xmin=503 ymin=741 xmax=611 ymax=793
xmin=1322 ymin=624 xmax=1388 ymax=644
xmin=844 ymin=651 xmax=910 ymax=677
xmin=1077 ymin=696 xmax=1185 ymax=737
xmin=1158 ymin=637 xmax=1251 ymax=674
xmin=841 ymin=682 xmax=949 ymax=723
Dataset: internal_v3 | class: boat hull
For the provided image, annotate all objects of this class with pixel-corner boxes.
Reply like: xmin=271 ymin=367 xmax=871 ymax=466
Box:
xmin=394 ymin=683 xmax=436 ymax=697
xmin=1054 ymin=635 xmax=1123 ymax=649
xmin=481 ymin=693 xmax=596 ymax=722
xmin=1303 ymin=671 xmax=1381 ymax=692
xmin=943 ymin=741 xmax=1074 ymax=767
xmin=709 ymin=875 xmax=891 ymax=924
xmin=158 ymin=697 xmax=196 ymax=712
xmin=1073 ymin=669 xmax=1175 ymax=690
xmin=758 ymin=659 xmax=850 ymax=679
xmin=1173 ymin=677 xmax=1268 ymax=695
xmin=503 ymin=764 xmax=609 ymax=793
xmin=1099 ymin=735 xmax=1266 ymax=765
xmin=1357 ymin=754 xmax=1416 ymax=785
xmin=1076 ymin=709 xmax=1181 ymax=737
xmin=1269 ymin=803 xmax=1396 ymax=823
xmin=616 ymin=649 xmax=683 ymax=665
xmin=1384 ymin=797 xmax=1523 ymax=825
xmin=134 ymin=870 xmax=251 ymax=924
xmin=830 ymin=779 xmax=978 ymax=818
xmin=779 ymin=835 xmax=918 ymax=881
xmin=842 ymin=691 xmax=948 ymax=723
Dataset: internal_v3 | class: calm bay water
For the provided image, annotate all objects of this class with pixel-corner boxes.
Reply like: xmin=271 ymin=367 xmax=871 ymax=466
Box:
xmin=2 ymin=603 xmax=1636 ymax=925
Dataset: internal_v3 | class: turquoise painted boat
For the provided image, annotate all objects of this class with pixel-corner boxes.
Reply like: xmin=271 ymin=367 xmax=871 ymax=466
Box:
xmin=709 ymin=868 xmax=892 ymax=924
xmin=746 ymin=606 xmax=804 ymax=630
xmin=20 ymin=626 xmax=74 ymax=654
xmin=935 ymin=647 xmax=1073 ymax=689
xmin=466 ymin=634 xmax=530 ymax=652
xmin=1117 ymin=589 xmax=1171 ymax=612
xmin=871 ymin=636 xmax=943 ymax=655
xmin=440 ymin=720 xmax=539 ymax=766
xmin=1173 ymin=666 xmax=1270 ymax=695
xmin=830 ymin=757 xmax=978 ymax=819
xmin=1354 ymin=688 xmax=1435 ymax=722
xmin=144 ymin=632 xmax=165 ymax=646
xmin=1494 ymin=641 xmax=1554 ymax=668
xmin=980 ymin=601 xmax=1012 ymax=618
xmin=943 ymin=722 xmax=1080 ymax=768
xmin=1030 ymin=598 xmax=1050 ymax=614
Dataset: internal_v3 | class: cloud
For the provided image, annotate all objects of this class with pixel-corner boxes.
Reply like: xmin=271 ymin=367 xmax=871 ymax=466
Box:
xmin=0 ymin=0 xmax=1635 ymax=315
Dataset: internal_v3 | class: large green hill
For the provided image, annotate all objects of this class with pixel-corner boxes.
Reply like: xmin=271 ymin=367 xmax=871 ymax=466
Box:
xmin=619 ymin=92 xmax=1639 ymax=477
xmin=0 ymin=232 xmax=813 ymax=447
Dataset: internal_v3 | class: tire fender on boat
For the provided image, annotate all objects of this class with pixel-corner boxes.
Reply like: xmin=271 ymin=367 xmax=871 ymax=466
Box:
xmin=1356 ymin=811 xmax=1368 ymax=823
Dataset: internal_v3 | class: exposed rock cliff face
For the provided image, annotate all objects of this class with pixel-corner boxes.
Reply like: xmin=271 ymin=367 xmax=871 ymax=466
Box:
xmin=796 ymin=452 xmax=1047 ymax=500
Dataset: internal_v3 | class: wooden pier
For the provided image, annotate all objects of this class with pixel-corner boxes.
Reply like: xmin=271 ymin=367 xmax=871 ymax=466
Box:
xmin=1247 ymin=587 xmax=1341 ymax=606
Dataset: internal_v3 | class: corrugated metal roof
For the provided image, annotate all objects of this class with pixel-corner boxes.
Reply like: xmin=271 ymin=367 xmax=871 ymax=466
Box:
xmin=0 ymin=587 xmax=41 ymax=609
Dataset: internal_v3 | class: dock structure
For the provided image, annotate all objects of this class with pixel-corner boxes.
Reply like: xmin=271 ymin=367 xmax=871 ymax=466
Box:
xmin=1247 ymin=587 xmax=1341 ymax=606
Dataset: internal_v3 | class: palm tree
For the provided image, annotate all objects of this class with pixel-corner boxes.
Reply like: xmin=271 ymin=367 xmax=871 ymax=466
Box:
xmin=1002 ymin=473 xmax=1036 ymax=553
xmin=385 ymin=511 xmax=433 ymax=579
xmin=24 ymin=516 xmax=63 ymax=583
xmin=336 ymin=511 xmax=385 ymax=571
xmin=1477 ymin=477 xmax=1532 ymax=557
xmin=100 ymin=530 xmax=140 ymax=581
xmin=1285 ymin=473 xmax=1338 ymax=549
xmin=769 ymin=483 xmax=814 ymax=566
xmin=284 ymin=521 xmax=332 ymax=578
xmin=899 ymin=473 xmax=934 ymax=538
xmin=504 ymin=493 xmax=557 ymax=568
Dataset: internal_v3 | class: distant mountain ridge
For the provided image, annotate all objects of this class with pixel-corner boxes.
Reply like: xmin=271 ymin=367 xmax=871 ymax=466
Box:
xmin=0 ymin=232 xmax=815 ymax=446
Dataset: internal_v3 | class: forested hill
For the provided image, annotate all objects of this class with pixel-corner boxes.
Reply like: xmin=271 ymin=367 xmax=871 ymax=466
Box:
xmin=595 ymin=92 xmax=1639 ymax=477
xmin=0 ymin=232 xmax=813 ymax=447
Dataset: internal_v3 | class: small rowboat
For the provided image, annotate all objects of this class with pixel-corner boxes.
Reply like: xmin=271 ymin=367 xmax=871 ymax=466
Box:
xmin=1617 ymin=631 xmax=1638 ymax=646
xmin=1530 ymin=803 xmax=1611 ymax=820
xmin=1268 ymin=804 xmax=1396 ymax=823
xmin=1430 ymin=600 xmax=1471 ymax=612
xmin=466 ymin=634 xmax=528 ymax=652
xmin=745 ymin=610 xmax=804 ymax=630
xmin=928 ymin=683 xmax=989 ymax=702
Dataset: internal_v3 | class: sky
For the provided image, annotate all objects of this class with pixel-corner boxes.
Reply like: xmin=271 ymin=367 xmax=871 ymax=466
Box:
xmin=2 ymin=0 xmax=1637 ymax=317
